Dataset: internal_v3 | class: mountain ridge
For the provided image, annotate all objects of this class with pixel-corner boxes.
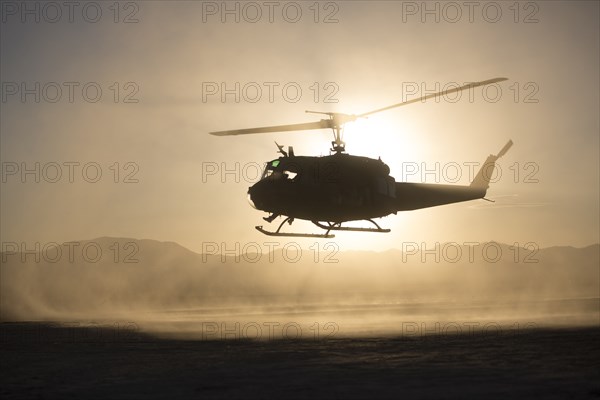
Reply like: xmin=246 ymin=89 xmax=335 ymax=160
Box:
xmin=2 ymin=236 xmax=597 ymax=258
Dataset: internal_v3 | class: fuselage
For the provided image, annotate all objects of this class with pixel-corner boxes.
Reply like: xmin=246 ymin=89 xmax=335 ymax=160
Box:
xmin=248 ymin=152 xmax=488 ymax=223
xmin=248 ymin=153 xmax=398 ymax=222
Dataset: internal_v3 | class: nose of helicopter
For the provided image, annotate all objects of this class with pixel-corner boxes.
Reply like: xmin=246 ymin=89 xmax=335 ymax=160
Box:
xmin=248 ymin=182 xmax=268 ymax=210
xmin=247 ymin=190 xmax=257 ymax=209
xmin=247 ymin=183 xmax=262 ymax=209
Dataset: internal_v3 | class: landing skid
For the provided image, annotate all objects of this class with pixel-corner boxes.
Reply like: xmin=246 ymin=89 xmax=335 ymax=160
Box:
xmin=255 ymin=217 xmax=390 ymax=238
xmin=313 ymin=219 xmax=391 ymax=235
xmin=256 ymin=217 xmax=334 ymax=238
xmin=255 ymin=226 xmax=334 ymax=238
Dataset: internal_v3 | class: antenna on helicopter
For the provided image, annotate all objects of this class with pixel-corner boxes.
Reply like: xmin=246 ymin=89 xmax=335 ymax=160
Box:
xmin=275 ymin=141 xmax=287 ymax=157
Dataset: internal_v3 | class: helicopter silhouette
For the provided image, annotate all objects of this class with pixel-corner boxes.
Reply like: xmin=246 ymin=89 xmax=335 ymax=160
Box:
xmin=210 ymin=78 xmax=513 ymax=238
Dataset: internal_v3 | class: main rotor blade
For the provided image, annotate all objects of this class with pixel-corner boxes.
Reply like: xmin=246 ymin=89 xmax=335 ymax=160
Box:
xmin=357 ymin=77 xmax=508 ymax=118
xmin=209 ymin=119 xmax=333 ymax=136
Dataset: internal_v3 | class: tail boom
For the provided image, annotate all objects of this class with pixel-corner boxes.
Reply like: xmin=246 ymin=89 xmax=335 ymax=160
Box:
xmin=392 ymin=140 xmax=513 ymax=211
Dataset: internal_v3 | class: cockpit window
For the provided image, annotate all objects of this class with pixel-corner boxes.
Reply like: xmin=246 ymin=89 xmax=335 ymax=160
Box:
xmin=283 ymin=171 xmax=297 ymax=180
xmin=260 ymin=160 xmax=300 ymax=182
xmin=261 ymin=163 xmax=272 ymax=179
xmin=261 ymin=160 xmax=280 ymax=180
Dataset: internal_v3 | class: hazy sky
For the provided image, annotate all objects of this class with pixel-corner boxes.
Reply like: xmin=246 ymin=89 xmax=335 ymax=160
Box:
xmin=1 ymin=1 xmax=598 ymax=253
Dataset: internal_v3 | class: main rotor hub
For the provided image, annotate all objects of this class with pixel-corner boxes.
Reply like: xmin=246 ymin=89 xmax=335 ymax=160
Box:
xmin=305 ymin=111 xmax=356 ymax=154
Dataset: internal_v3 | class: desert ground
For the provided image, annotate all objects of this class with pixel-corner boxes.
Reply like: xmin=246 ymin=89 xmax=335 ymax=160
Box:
xmin=2 ymin=317 xmax=599 ymax=399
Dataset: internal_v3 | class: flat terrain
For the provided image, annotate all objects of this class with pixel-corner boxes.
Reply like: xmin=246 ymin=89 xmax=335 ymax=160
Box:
xmin=1 ymin=323 xmax=599 ymax=399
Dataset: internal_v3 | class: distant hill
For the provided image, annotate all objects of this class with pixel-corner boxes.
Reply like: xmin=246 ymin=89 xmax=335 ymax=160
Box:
xmin=1 ymin=238 xmax=598 ymax=320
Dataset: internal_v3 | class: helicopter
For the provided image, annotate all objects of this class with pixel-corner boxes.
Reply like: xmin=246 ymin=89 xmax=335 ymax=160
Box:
xmin=210 ymin=78 xmax=513 ymax=238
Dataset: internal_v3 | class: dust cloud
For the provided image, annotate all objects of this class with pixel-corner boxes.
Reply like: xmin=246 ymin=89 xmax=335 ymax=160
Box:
xmin=1 ymin=238 xmax=598 ymax=338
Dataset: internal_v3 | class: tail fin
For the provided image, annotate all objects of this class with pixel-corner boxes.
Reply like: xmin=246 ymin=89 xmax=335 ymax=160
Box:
xmin=470 ymin=140 xmax=513 ymax=190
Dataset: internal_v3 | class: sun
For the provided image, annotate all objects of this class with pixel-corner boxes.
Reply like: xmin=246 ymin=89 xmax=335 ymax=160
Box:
xmin=342 ymin=113 xmax=426 ymax=176
xmin=343 ymin=115 xmax=395 ymax=158
xmin=298 ymin=110 xmax=429 ymax=183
